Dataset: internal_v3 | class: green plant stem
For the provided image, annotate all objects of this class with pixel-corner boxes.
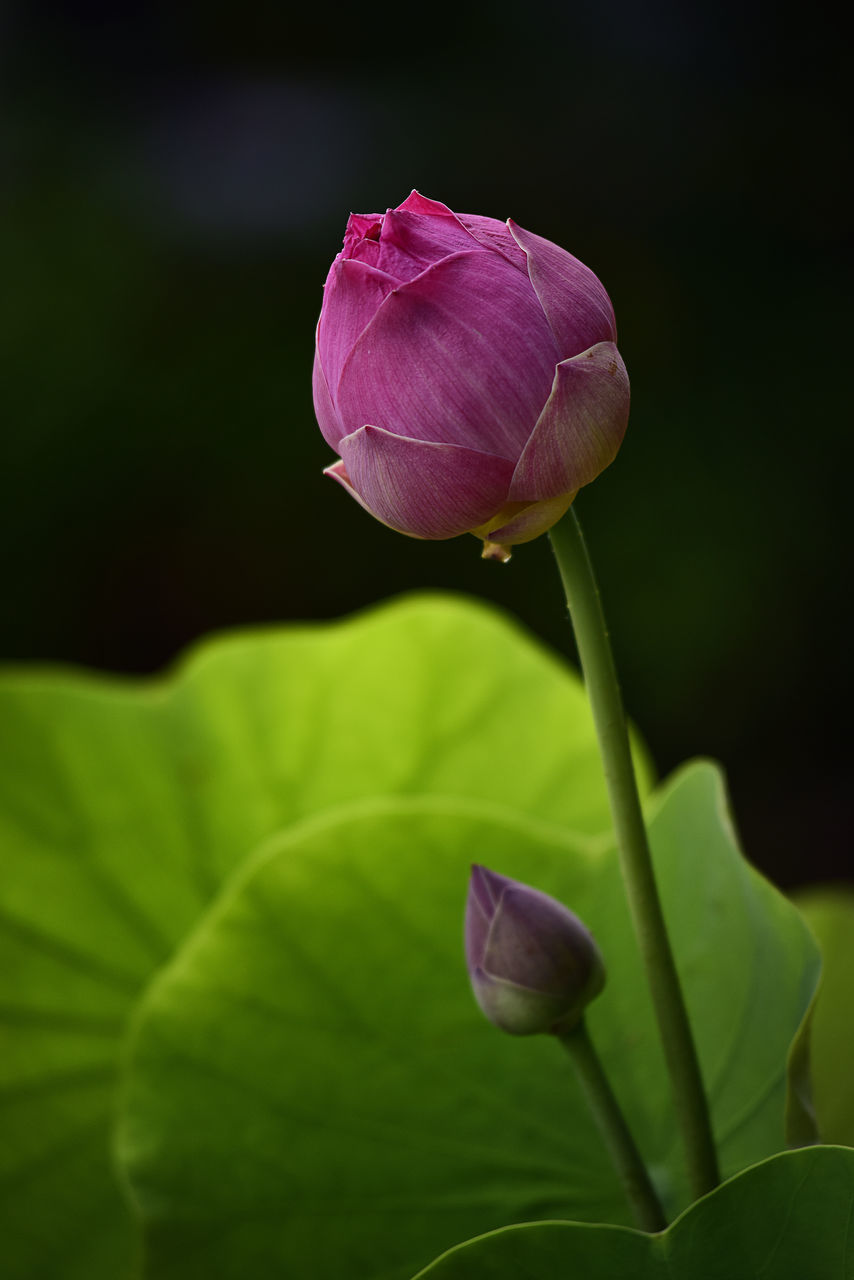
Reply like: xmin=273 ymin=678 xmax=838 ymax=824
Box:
xmin=559 ymin=1021 xmax=667 ymax=1232
xmin=549 ymin=507 xmax=719 ymax=1200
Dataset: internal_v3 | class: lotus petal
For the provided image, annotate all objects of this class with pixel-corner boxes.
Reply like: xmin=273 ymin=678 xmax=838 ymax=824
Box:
xmin=317 ymin=258 xmax=399 ymax=400
xmin=509 ymin=342 xmax=629 ymax=501
xmin=311 ymin=347 xmax=343 ymax=450
xmin=509 ymin=221 xmax=617 ymax=357
xmin=333 ymin=425 xmax=514 ymax=539
xmin=337 ymin=251 xmax=558 ymax=457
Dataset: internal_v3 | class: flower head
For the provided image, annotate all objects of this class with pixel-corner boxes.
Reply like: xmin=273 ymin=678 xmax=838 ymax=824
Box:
xmin=465 ymin=864 xmax=605 ymax=1035
xmin=313 ymin=191 xmax=629 ymax=557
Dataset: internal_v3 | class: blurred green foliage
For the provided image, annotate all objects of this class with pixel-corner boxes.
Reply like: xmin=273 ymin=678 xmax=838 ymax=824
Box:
xmin=792 ymin=887 xmax=854 ymax=1146
xmin=0 ymin=595 xmax=821 ymax=1277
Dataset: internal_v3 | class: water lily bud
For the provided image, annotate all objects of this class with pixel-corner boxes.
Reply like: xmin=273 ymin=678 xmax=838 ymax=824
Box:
xmin=465 ymin=864 xmax=605 ymax=1035
xmin=313 ymin=191 xmax=629 ymax=556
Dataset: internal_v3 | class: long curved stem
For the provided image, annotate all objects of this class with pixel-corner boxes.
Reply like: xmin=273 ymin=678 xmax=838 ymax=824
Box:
xmin=549 ymin=507 xmax=719 ymax=1200
xmin=559 ymin=1021 xmax=667 ymax=1232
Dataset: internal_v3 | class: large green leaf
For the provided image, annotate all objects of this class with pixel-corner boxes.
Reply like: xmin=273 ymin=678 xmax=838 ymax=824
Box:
xmin=413 ymin=1146 xmax=854 ymax=1278
xmin=0 ymin=594 xmax=649 ymax=1280
xmin=118 ymin=764 xmax=818 ymax=1280
xmin=792 ymin=886 xmax=854 ymax=1146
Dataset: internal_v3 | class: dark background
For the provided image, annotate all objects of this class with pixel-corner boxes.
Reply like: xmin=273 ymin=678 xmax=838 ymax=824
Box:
xmin=1 ymin=0 xmax=849 ymax=888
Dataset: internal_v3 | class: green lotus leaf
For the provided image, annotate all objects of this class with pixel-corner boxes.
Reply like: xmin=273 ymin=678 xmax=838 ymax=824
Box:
xmin=118 ymin=763 xmax=818 ymax=1279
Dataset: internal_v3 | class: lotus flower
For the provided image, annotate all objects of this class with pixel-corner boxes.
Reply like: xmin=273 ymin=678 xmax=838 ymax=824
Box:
xmin=465 ymin=864 xmax=605 ymax=1035
xmin=313 ymin=191 xmax=630 ymax=557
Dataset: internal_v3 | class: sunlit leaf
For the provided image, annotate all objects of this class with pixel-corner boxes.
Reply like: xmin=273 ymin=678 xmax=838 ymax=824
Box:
xmin=118 ymin=763 xmax=818 ymax=1279
xmin=0 ymin=593 xmax=647 ymax=1278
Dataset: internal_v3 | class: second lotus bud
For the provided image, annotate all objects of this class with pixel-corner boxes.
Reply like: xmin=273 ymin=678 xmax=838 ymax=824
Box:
xmin=465 ymin=864 xmax=605 ymax=1035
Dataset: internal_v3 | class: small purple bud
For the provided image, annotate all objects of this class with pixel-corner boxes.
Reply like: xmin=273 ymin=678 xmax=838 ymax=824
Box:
xmin=465 ymin=864 xmax=605 ymax=1036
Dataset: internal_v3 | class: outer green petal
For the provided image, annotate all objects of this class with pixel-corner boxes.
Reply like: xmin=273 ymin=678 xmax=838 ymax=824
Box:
xmin=478 ymin=491 xmax=577 ymax=550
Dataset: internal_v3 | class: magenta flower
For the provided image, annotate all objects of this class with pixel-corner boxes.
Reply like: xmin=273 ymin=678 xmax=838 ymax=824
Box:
xmin=313 ymin=191 xmax=629 ymax=554
xmin=465 ymin=864 xmax=605 ymax=1035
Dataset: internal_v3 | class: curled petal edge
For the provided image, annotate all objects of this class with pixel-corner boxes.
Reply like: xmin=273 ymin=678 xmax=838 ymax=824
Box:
xmin=328 ymin=426 xmax=515 ymax=541
xmin=312 ymin=346 xmax=344 ymax=450
xmin=397 ymin=189 xmax=458 ymax=218
xmin=508 ymin=220 xmax=617 ymax=355
xmin=318 ymin=257 xmax=399 ymax=400
xmin=508 ymin=342 xmax=630 ymax=503
xmin=323 ymin=458 xmax=424 ymax=534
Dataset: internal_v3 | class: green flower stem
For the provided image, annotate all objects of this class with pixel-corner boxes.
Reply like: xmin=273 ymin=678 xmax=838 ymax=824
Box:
xmin=549 ymin=507 xmax=719 ymax=1200
xmin=559 ymin=1021 xmax=667 ymax=1232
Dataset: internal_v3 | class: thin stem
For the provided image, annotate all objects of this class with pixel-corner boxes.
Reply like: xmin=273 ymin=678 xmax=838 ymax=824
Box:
xmin=559 ymin=1021 xmax=667 ymax=1232
xmin=549 ymin=507 xmax=719 ymax=1199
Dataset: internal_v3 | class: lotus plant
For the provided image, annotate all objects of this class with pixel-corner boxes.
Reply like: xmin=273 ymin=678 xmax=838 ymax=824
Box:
xmin=313 ymin=193 xmax=719 ymax=1221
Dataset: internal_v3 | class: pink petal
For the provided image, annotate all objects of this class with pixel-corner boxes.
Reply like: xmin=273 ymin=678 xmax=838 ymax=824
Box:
xmin=508 ymin=221 xmax=617 ymax=357
xmin=396 ymin=190 xmax=458 ymax=217
xmin=456 ymin=214 xmax=529 ymax=273
xmin=317 ymin=257 xmax=399 ymax=400
xmin=344 ymin=236 xmax=382 ymax=268
xmin=342 ymin=212 xmax=382 ymax=261
xmin=336 ymin=250 xmax=559 ymax=459
xmin=373 ymin=207 xmax=484 ymax=281
xmin=312 ymin=346 xmax=343 ymax=449
xmin=334 ymin=425 xmax=514 ymax=539
xmin=346 ymin=211 xmax=383 ymax=239
xmin=509 ymin=342 xmax=630 ymax=501
xmin=396 ymin=193 xmax=517 ymax=269
xmin=323 ymin=458 xmax=397 ymax=527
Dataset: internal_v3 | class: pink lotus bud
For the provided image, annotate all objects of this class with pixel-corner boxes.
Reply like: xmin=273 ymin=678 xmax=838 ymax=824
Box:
xmin=313 ymin=191 xmax=629 ymax=555
xmin=465 ymin=864 xmax=605 ymax=1035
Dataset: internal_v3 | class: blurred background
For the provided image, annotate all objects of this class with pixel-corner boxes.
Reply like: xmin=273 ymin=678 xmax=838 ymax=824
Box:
xmin=1 ymin=0 xmax=849 ymax=889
